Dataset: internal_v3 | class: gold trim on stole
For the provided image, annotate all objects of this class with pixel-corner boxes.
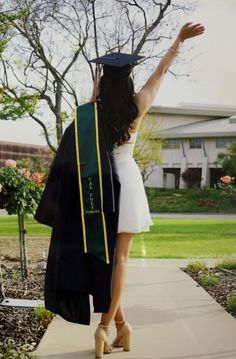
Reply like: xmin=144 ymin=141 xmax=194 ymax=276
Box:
xmin=94 ymin=102 xmax=110 ymax=264
xmin=74 ymin=106 xmax=87 ymax=253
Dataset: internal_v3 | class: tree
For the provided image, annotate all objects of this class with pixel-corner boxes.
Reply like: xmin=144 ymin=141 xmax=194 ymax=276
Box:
xmin=133 ymin=117 xmax=162 ymax=182
xmin=181 ymin=168 xmax=201 ymax=188
xmin=0 ymin=160 xmax=44 ymax=279
xmin=0 ymin=0 xmax=197 ymax=150
xmin=216 ymin=142 xmax=236 ymax=178
xmin=16 ymin=156 xmax=52 ymax=184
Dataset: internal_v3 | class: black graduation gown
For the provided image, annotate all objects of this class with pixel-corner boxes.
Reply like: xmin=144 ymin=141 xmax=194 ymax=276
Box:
xmin=34 ymin=116 xmax=120 ymax=325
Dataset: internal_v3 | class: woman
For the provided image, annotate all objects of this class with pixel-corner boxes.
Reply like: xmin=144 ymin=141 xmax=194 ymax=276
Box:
xmin=93 ymin=21 xmax=205 ymax=358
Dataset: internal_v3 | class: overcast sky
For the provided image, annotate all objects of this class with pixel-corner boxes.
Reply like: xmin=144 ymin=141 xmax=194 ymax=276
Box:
xmin=1 ymin=0 xmax=236 ymax=146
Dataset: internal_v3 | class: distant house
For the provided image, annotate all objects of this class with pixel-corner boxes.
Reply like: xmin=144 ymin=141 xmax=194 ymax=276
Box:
xmin=145 ymin=103 xmax=236 ymax=189
xmin=0 ymin=140 xmax=52 ymax=167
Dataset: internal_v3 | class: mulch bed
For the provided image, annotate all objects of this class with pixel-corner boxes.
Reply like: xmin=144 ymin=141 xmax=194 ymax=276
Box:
xmin=0 ymin=260 xmax=235 ymax=356
xmin=181 ymin=267 xmax=236 ymax=319
xmin=0 ymin=261 xmax=50 ymax=355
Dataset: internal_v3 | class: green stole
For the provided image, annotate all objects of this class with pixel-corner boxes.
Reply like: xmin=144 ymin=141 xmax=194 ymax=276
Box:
xmin=74 ymin=101 xmax=110 ymax=264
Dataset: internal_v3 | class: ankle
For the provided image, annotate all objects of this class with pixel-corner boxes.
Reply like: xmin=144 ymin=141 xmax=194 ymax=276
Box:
xmin=98 ymin=323 xmax=110 ymax=333
xmin=115 ymin=320 xmax=125 ymax=329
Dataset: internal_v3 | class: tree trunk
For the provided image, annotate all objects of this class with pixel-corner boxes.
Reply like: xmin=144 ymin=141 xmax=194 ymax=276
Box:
xmin=55 ymin=81 xmax=63 ymax=144
xmin=18 ymin=213 xmax=28 ymax=279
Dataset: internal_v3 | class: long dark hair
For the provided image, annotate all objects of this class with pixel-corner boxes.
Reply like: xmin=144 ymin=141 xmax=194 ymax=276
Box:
xmin=97 ymin=65 xmax=139 ymax=148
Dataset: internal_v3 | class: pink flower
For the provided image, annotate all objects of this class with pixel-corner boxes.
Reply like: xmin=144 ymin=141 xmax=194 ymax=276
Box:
xmin=220 ymin=175 xmax=232 ymax=185
xmin=32 ymin=172 xmax=43 ymax=184
xmin=5 ymin=159 xmax=16 ymax=168
xmin=20 ymin=167 xmax=31 ymax=178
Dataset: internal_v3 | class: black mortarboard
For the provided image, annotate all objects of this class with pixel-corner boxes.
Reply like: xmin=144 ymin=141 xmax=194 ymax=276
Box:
xmin=89 ymin=52 xmax=144 ymax=68
xmin=89 ymin=52 xmax=144 ymax=99
xmin=90 ymin=52 xmax=144 ymax=81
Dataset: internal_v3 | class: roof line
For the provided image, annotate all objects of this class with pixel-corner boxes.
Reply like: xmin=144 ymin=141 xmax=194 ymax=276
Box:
xmin=157 ymin=117 xmax=221 ymax=133
xmin=149 ymin=105 xmax=236 ymax=117
xmin=156 ymin=132 xmax=236 ymax=139
xmin=0 ymin=140 xmax=49 ymax=148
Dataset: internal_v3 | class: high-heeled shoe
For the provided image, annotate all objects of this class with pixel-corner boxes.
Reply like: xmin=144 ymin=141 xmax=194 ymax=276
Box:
xmin=112 ymin=320 xmax=132 ymax=351
xmin=94 ymin=323 xmax=112 ymax=358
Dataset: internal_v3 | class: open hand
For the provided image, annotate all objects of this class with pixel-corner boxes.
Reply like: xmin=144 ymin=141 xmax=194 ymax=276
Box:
xmin=178 ymin=22 xmax=205 ymax=41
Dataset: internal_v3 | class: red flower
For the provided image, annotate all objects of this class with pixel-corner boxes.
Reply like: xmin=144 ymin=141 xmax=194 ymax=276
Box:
xmin=31 ymin=172 xmax=43 ymax=184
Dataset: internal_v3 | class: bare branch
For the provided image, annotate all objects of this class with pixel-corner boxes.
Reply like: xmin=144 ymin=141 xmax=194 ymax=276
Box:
xmin=1 ymin=0 xmax=197 ymax=148
xmin=91 ymin=1 xmax=99 ymax=57
xmin=29 ymin=112 xmax=57 ymax=152
xmin=134 ymin=0 xmax=171 ymax=54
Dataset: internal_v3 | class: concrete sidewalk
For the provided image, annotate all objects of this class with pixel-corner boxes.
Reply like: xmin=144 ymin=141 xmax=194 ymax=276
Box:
xmin=33 ymin=259 xmax=236 ymax=359
xmin=151 ymin=213 xmax=236 ymax=219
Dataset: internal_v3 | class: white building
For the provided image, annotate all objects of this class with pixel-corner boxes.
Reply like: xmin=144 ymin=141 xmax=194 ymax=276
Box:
xmin=145 ymin=103 xmax=236 ymax=189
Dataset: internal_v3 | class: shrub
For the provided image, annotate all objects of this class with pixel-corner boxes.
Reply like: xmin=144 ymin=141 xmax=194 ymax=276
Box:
xmin=186 ymin=259 xmax=207 ymax=273
xmin=34 ymin=304 xmax=55 ymax=322
xmin=181 ymin=168 xmax=201 ymax=188
xmin=226 ymin=293 xmax=236 ymax=313
xmin=215 ymin=257 xmax=236 ymax=270
xmin=0 ymin=160 xmax=44 ymax=279
xmin=0 ymin=163 xmax=43 ymax=215
xmin=199 ymin=274 xmax=220 ymax=286
xmin=11 ymin=270 xmax=19 ymax=281
xmin=0 ymin=345 xmax=38 ymax=358
xmin=216 ymin=175 xmax=236 ymax=207
xmin=198 ymin=199 xmax=215 ymax=208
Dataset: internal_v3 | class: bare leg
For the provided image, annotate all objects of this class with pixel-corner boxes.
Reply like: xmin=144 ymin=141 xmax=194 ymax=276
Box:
xmin=114 ymin=302 xmax=125 ymax=322
xmin=100 ymin=232 xmax=133 ymax=328
xmin=114 ymin=302 xmax=126 ymax=332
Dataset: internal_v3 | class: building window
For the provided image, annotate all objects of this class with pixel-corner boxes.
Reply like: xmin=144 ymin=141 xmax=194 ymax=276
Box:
xmin=162 ymin=139 xmax=181 ymax=149
xmin=189 ymin=138 xmax=202 ymax=149
xmin=216 ymin=138 xmax=236 ymax=148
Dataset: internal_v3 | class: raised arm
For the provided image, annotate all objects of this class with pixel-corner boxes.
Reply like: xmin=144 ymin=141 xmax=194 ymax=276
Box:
xmin=135 ymin=22 xmax=205 ymax=120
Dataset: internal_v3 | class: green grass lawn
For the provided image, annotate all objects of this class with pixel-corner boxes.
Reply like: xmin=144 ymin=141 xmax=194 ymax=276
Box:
xmin=0 ymin=216 xmax=236 ymax=259
xmin=132 ymin=218 xmax=236 ymax=258
xmin=0 ymin=216 xmax=52 ymax=237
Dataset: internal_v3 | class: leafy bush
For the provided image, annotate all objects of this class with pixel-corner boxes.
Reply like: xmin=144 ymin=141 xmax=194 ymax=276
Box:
xmin=0 ymin=159 xmax=45 ymax=279
xmin=145 ymin=187 xmax=236 ymax=213
xmin=215 ymin=257 xmax=236 ymax=270
xmin=216 ymin=175 xmax=236 ymax=207
xmin=181 ymin=168 xmax=201 ymax=188
xmin=216 ymin=142 xmax=236 ymax=177
xmin=17 ymin=156 xmax=51 ymax=183
xmin=34 ymin=304 xmax=55 ymax=321
xmin=186 ymin=260 xmax=207 ymax=273
xmin=0 ymin=161 xmax=44 ymax=215
xmin=11 ymin=270 xmax=19 ymax=281
xmin=226 ymin=293 xmax=236 ymax=313
xmin=199 ymin=274 xmax=220 ymax=286
xmin=0 ymin=345 xmax=37 ymax=359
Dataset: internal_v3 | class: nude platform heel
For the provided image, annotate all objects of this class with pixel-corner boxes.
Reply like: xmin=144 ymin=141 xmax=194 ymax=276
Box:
xmin=112 ymin=321 xmax=132 ymax=351
xmin=94 ymin=323 xmax=112 ymax=358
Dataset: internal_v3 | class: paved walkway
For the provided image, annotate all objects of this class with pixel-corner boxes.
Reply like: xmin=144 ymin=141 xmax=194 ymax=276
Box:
xmin=33 ymin=258 xmax=236 ymax=359
xmin=1 ymin=209 xmax=236 ymax=218
xmin=151 ymin=213 xmax=236 ymax=219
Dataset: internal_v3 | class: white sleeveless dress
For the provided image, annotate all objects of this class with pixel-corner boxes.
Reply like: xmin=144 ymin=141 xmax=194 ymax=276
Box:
xmin=112 ymin=132 xmax=153 ymax=233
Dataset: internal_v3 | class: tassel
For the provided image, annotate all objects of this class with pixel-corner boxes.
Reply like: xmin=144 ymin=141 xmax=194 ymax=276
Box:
xmin=91 ymin=64 xmax=102 ymax=102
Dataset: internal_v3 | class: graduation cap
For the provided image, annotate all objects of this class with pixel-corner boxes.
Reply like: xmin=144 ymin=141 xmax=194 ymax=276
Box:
xmin=90 ymin=52 xmax=144 ymax=68
xmin=90 ymin=52 xmax=144 ymax=78
xmin=89 ymin=52 xmax=144 ymax=100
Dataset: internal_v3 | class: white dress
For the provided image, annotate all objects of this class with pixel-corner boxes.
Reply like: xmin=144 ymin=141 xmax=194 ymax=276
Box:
xmin=112 ymin=132 xmax=154 ymax=233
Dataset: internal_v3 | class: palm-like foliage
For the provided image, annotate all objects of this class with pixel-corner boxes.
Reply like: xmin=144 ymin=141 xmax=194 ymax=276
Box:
xmin=216 ymin=142 xmax=236 ymax=178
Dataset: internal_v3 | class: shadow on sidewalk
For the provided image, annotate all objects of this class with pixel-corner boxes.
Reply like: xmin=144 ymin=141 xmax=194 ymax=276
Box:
xmin=35 ymin=348 xmax=236 ymax=359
